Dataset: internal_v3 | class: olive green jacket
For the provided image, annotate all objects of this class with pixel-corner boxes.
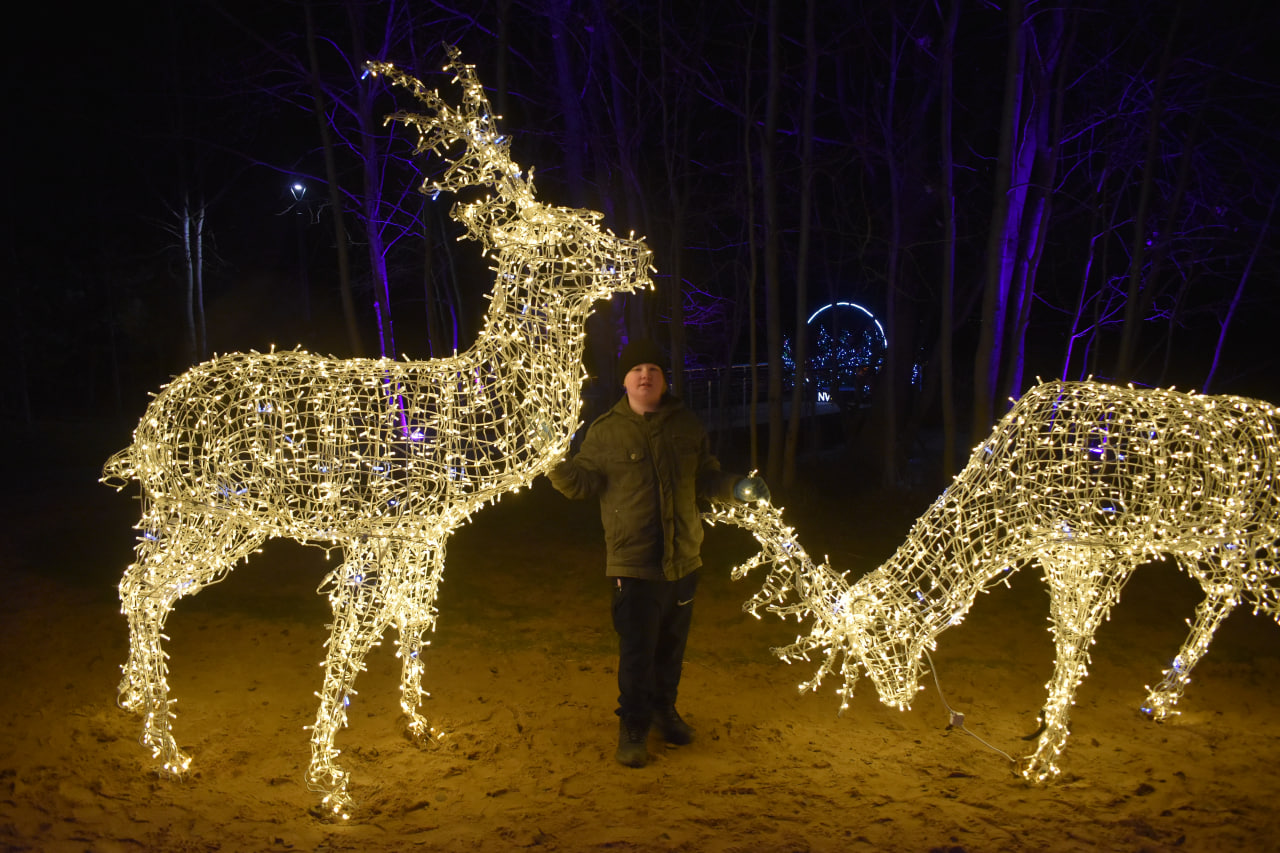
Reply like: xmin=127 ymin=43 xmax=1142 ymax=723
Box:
xmin=549 ymin=394 xmax=738 ymax=580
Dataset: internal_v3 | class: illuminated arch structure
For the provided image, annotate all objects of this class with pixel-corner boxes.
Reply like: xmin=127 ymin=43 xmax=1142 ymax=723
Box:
xmin=707 ymin=379 xmax=1280 ymax=782
xmin=102 ymin=47 xmax=653 ymax=819
xmin=783 ymin=301 xmax=888 ymax=409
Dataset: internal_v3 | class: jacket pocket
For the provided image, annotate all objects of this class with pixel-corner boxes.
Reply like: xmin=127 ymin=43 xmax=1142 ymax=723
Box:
xmin=600 ymin=446 xmax=653 ymax=557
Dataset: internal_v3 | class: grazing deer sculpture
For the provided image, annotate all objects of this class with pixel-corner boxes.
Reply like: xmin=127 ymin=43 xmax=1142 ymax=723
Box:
xmin=102 ymin=46 xmax=653 ymax=818
xmin=707 ymin=380 xmax=1280 ymax=782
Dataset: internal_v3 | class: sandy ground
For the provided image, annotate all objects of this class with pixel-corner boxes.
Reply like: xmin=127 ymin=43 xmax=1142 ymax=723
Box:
xmin=3 ymin=456 xmax=1280 ymax=852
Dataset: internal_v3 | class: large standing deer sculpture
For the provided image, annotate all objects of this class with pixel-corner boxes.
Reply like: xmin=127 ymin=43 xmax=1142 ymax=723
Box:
xmin=707 ymin=380 xmax=1280 ymax=782
xmin=101 ymin=47 xmax=652 ymax=818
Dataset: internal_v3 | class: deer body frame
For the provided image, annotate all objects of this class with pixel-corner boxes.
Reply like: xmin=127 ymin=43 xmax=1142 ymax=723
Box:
xmin=709 ymin=380 xmax=1280 ymax=782
xmin=103 ymin=48 xmax=652 ymax=817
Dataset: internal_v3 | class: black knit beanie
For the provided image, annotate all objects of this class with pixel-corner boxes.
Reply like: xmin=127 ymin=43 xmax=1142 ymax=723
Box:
xmin=618 ymin=339 xmax=670 ymax=376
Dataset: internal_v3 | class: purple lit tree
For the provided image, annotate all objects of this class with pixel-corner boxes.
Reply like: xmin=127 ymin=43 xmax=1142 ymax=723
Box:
xmin=226 ymin=0 xmax=494 ymax=358
xmin=970 ymin=0 xmax=1072 ymax=440
xmin=1040 ymin=3 xmax=1280 ymax=395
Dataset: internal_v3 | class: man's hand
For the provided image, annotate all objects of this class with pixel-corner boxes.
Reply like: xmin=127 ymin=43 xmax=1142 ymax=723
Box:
xmin=733 ymin=475 xmax=771 ymax=504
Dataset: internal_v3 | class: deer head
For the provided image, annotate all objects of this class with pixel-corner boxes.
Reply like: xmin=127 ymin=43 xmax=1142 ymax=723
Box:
xmin=836 ymin=585 xmax=926 ymax=711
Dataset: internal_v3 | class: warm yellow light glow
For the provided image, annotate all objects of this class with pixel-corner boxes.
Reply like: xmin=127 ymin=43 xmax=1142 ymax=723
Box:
xmin=708 ymin=380 xmax=1280 ymax=782
xmin=103 ymin=47 xmax=652 ymax=819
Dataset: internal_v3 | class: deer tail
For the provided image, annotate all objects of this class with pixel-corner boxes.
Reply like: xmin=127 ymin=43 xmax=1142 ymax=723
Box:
xmin=101 ymin=446 xmax=138 ymax=489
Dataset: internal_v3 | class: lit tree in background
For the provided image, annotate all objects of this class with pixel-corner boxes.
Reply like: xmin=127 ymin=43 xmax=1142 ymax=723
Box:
xmin=782 ymin=302 xmax=888 ymax=411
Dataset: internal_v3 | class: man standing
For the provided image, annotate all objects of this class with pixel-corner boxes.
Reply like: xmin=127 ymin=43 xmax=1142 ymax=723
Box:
xmin=549 ymin=339 xmax=768 ymax=767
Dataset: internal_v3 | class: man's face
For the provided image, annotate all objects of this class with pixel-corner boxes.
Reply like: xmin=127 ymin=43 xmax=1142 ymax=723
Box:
xmin=624 ymin=363 xmax=667 ymax=413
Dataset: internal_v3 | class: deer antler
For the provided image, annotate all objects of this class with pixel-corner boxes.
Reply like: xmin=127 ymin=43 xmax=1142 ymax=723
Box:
xmin=367 ymin=46 xmax=611 ymax=257
xmin=705 ymin=500 xmax=863 ymax=701
xmin=367 ymin=45 xmax=527 ymax=198
xmin=367 ymin=46 xmax=542 ymax=255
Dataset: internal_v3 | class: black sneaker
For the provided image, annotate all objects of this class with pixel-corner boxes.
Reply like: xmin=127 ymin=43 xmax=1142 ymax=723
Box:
xmin=616 ymin=716 xmax=649 ymax=767
xmin=656 ymin=706 xmax=694 ymax=746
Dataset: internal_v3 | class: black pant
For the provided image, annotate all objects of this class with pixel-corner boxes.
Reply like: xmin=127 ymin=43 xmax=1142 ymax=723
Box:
xmin=611 ymin=571 xmax=699 ymax=722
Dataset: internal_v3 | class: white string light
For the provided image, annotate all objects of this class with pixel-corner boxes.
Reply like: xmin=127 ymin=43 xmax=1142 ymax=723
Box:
xmin=707 ymin=379 xmax=1280 ymax=782
xmin=103 ymin=46 xmax=653 ymax=819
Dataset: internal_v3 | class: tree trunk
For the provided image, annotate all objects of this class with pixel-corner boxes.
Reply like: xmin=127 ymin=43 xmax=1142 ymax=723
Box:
xmin=548 ymin=0 xmax=614 ymax=407
xmin=876 ymin=12 xmax=909 ymax=489
xmin=304 ymin=0 xmax=362 ymax=356
xmin=782 ymin=0 xmax=817 ymax=491
xmin=592 ymin=0 xmax=652 ymax=350
xmin=194 ymin=201 xmax=206 ymax=359
xmin=1115 ymin=6 xmax=1181 ymax=379
xmin=971 ymin=0 xmax=1025 ymax=436
xmin=741 ymin=10 xmax=762 ymax=472
xmin=1203 ymin=183 xmax=1279 ymax=392
xmin=939 ymin=0 xmax=960 ymax=477
xmin=762 ymin=0 xmax=784 ymax=487
xmin=657 ymin=3 xmax=691 ymax=400
xmin=1060 ymin=181 xmax=1106 ymax=381
xmin=181 ymin=196 xmax=196 ymax=362
xmin=1001 ymin=9 xmax=1070 ymax=401
xmin=349 ymin=0 xmax=396 ymax=358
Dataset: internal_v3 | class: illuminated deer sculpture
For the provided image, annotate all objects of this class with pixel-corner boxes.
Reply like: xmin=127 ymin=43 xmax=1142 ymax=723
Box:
xmin=708 ymin=380 xmax=1280 ymax=782
xmin=102 ymin=47 xmax=652 ymax=818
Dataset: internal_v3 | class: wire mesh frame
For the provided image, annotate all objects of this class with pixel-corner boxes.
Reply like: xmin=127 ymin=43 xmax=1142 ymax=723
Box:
xmin=706 ymin=379 xmax=1280 ymax=782
xmin=103 ymin=47 xmax=653 ymax=819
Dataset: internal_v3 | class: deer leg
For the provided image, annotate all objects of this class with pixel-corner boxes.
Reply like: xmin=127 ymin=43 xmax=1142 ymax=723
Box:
xmin=307 ymin=547 xmax=391 ymax=820
xmin=118 ymin=566 xmax=186 ymax=775
xmin=1021 ymin=549 xmax=1129 ymax=783
xmin=396 ymin=620 xmax=433 ymax=739
xmin=395 ymin=543 xmax=447 ymax=741
xmin=117 ymin=504 xmax=265 ymax=777
xmin=1142 ymin=555 xmax=1239 ymax=720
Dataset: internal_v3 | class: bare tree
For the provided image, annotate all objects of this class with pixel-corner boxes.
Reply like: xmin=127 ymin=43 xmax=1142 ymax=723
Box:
xmin=166 ymin=194 xmax=208 ymax=362
xmin=781 ymin=0 xmax=818 ymax=492
xmin=761 ymin=0 xmax=786 ymax=488
xmin=303 ymin=0 xmax=363 ymax=355
xmin=1203 ymin=184 xmax=1279 ymax=392
xmin=937 ymin=0 xmax=960 ymax=477
xmin=972 ymin=0 xmax=1025 ymax=434
xmin=1114 ymin=6 xmax=1182 ymax=379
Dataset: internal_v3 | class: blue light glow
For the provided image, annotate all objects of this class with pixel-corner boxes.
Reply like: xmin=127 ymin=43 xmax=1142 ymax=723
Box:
xmin=806 ymin=301 xmax=888 ymax=348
